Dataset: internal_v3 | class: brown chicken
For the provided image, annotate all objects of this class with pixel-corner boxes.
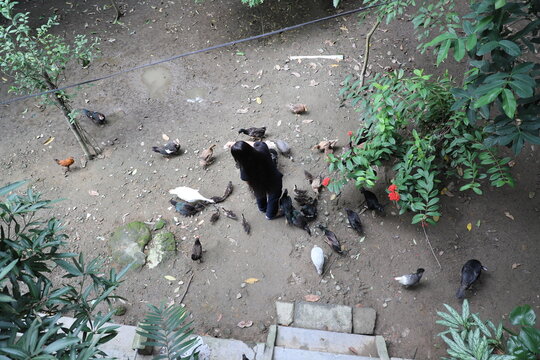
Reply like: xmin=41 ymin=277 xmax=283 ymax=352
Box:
xmin=199 ymin=144 xmax=216 ymax=168
xmin=54 ymin=157 xmax=75 ymax=171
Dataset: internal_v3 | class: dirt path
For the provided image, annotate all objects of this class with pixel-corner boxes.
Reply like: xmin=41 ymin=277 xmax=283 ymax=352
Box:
xmin=1 ymin=0 xmax=539 ymax=358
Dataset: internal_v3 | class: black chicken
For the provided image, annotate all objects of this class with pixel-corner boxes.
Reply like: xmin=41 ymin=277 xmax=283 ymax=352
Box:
xmin=82 ymin=109 xmax=106 ymax=125
xmin=152 ymin=140 xmax=181 ymax=157
xmin=280 ymin=189 xmax=294 ymax=225
xmin=456 ymin=259 xmax=487 ymax=299
xmin=191 ymin=238 xmax=202 ymax=261
xmin=292 ymin=209 xmax=311 ymax=236
xmin=361 ymin=188 xmax=384 ymax=212
xmin=238 ymin=126 xmax=266 ymax=139
xmin=170 ymin=199 xmax=205 ymax=217
xmin=300 ymin=199 xmax=318 ymax=221
xmin=317 ymin=224 xmax=343 ymax=254
xmin=345 ymin=208 xmax=363 ymax=235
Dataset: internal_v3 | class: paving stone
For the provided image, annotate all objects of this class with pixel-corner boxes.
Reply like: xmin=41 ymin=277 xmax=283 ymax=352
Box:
xmin=352 ymin=307 xmax=376 ymax=335
xmin=376 ymin=335 xmax=390 ymax=360
xmin=273 ymin=347 xmax=378 ymax=359
xmin=276 ymin=301 xmax=294 ymax=326
xmin=294 ymin=301 xmax=352 ymax=333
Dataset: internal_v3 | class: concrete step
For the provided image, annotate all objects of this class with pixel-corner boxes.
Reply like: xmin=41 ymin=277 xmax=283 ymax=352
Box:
xmin=273 ymin=347 xmax=379 ymax=360
xmin=275 ymin=325 xmax=379 ymax=357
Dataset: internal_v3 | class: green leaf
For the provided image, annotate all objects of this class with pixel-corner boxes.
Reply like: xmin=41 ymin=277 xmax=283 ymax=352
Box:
xmin=0 ymin=180 xmax=27 ymax=196
xmin=510 ymin=305 xmax=536 ymax=326
xmin=498 ymin=40 xmax=521 ymax=56
xmin=473 ymin=88 xmax=502 ymax=108
xmin=477 ymin=41 xmax=499 ymax=55
xmin=454 ymin=38 xmax=466 ymax=61
xmin=425 ymin=32 xmax=458 ymax=48
xmin=465 ymin=34 xmax=477 ymax=51
xmin=0 ymin=259 xmax=18 ymax=280
xmin=437 ymin=39 xmax=452 ymax=65
xmin=43 ymin=337 xmax=80 ymax=353
xmin=501 ymin=89 xmax=517 ymax=118
xmin=495 ymin=0 xmax=506 ymax=9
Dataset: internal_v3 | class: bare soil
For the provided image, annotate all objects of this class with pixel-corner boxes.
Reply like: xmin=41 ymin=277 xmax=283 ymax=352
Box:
xmin=1 ymin=0 xmax=539 ymax=358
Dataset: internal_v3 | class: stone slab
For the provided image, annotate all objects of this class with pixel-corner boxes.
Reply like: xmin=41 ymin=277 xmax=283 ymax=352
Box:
xmin=352 ymin=307 xmax=376 ymax=335
xmin=294 ymin=301 xmax=352 ymax=333
xmin=276 ymin=326 xmax=378 ymax=357
xmin=273 ymin=347 xmax=379 ymax=360
xmin=276 ymin=301 xmax=294 ymax=326
xmin=376 ymin=335 xmax=390 ymax=360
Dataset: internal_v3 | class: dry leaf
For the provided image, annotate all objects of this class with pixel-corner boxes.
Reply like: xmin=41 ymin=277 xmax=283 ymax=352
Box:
xmin=255 ymin=97 xmax=262 ymax=104
xmin=302 ymin=119 xmax=314 ymax=124
xmin=339 ymin=26 xmax=349 ymax=32
xmin=504 ymin=211 xmax=514 ymax=220
xmin=237 ymin=320 xmax=253 ymax=328
xmin=512 ymin=263 xmax=521 ymax=269
xmin=433 ymin=215 xmax=440 ymax=222
xmin=236 ymin=108 xmax=249 ymax=114
xmin=330 ymin=64 xmax=340 ymax=67
xmin=164 ymin=275 xmax=176 ymax=281
xmin=304 ymin=294 xmax=320 ymax=302
xmin=162 ymin=133 xmax=170 ymax=141
xmin=43 ymin=137 xmax=55 ymax=146
xmin=466 ymin=223 xmax=472 ymax=231
xmin=291 ymin=72 xmax=301 ymax=77
xmin=244 ymin=278 xmax=259 ymax=284
xmin=88 ymin=190 xmax=99 ymax=196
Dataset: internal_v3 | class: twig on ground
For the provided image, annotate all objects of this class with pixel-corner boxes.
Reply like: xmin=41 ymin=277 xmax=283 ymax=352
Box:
xmin=423 ymin=225 xmax=442 ymax=269
xmin=178 ymin=272 xmax=194 ymax=304
xmin=359 ymin=20 xmax=380 ymax=88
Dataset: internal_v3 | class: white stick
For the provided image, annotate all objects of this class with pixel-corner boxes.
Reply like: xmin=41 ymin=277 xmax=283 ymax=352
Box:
xmin=289 ymin=55 xmax=344 ymax=61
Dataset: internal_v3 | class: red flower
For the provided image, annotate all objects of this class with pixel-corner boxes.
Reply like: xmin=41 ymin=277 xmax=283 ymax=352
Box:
xmin=322 ymin=177 xmax=331 ymax=187
xmin=347 ymin=131 xmax=353 ymax=137
xmin=388 ymin=184 xmax=397 ymax=192
xmin=388 ymin=191 xmax=400 ymax=201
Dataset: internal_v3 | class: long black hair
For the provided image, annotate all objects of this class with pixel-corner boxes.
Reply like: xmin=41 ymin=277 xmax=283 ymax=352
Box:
xmin=231 ymin=141 xmax=282 ymax=196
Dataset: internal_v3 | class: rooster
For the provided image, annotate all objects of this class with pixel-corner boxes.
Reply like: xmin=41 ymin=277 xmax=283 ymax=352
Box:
xmin=55 ymin=157 xmax=75 ymax=172
xmin=82 ymin=109 xmax=106 ymax=125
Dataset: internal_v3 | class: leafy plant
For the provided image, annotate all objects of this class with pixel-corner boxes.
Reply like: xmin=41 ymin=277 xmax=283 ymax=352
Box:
xmin=137 ymin=303 xmax=200 ymax=360
xmin=0 ymin=181 xmax=130 ymax=359
xmin=0 ymin=0 xmax=102 ymax=159
xmin=413 ymin=0 xmax=540 ymax=154
xmin=437 ymin=300 xmax=540 ymax=359
xmin=331 ymin=69 xmax=513 ymax=224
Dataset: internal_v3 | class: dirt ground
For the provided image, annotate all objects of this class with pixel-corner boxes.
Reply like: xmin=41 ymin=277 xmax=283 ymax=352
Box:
xmin=1 ymin=0 xmax=539 ymax=358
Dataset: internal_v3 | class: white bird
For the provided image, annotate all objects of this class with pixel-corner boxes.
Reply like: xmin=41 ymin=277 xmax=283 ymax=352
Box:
xmin=169 ymin=186 xmax=215 ymax=203
xmin=311 ymin=246 xmax=325 ymax=275
xmin=394 ymin=268 xmax=425 ymax=287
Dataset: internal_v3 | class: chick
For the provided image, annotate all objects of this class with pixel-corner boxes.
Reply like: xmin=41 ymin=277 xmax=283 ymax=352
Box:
xmin=241 ymin=214 xmax=251 ymax=235
xmin=361 ymin=188 xmax=384 ymax=213
xmin=456 ymin=259 xmax=487 ymax=299
xmin=345 ymin=209 xmax=363 ymax=235
xmin=152 ymin=140 xmax=181 ymax=157
xmin=394 ymin=268 xmax=425 ymax=287
xmin=238 ymin=127 xmax=266 ymax=139
xmin=304 ymin=170 xmax=323 ymax=195
xmin=317 ymin=224 xmax=343 ymax=254
xmin=82 ymin=109 xmax=106 ymax=125
xmin=199 ymin=144 xmax=216 ymax=168
xmin=288 ymin=103 xmax=307 ymax=114
xmin=55 ymin=157 xmax=75 ymax=172
xmin=300 ymin=200 xmax=318 ymax=221
xmin=191 ymin=238 xmax=202 ymax=261
xmin=312 ymin=139 xmax=338 ymax=154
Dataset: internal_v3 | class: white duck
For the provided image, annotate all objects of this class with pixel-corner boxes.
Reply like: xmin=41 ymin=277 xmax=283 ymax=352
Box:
xmin=169 ymin=186 xmax=214 ymax=203
xmin=311 ymin=245 xmax=325 ymax=275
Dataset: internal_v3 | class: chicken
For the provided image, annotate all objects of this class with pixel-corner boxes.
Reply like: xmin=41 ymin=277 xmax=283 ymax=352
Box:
xmin=191 ymin=238 xmax=202 ymax=261
xmin=170 ymin=199 xmax=205 ymax=217
xmin=300 ymin=200 xmax=318 ymax=221
xmin=312 ymin=139 xmax=338 ymax=154
xmin=221 ymin=207 xmax=238 ymax=220
xmin=304 ymin=170 xmax=323 ymax=195
xmin=241 ymin=214 xmax=251 ymax=235
xmin=311 ymin=245 xmax=325 ymax=275
xmin=169 ymin=186 xmax=215 ymax=203
xmin=199 ymin=144 xmax=216 ymax=168
xmin=54 ymin=157 xmax=75 ymax=172
xmin=361 ymin=188 xmax=384 ymax=213
xmin=238 ymin=127 xmax=266 ymax=139
xmin=152 ymin=140 xmax=181 ymax=157
xmin=209 ymin=209 xmax=220 ymax=224
xmin=82 ymin=109 xmax=106 ymax=125
xmin=346 ymin=209 xmax=363 ymax=235
xmin=292 ymin=209 xmax=311 ymax=236
xmin=288 ymin=103 xmax=307 ymax=114
xmin=456 ymin=259 xmax=487 ymax=299
xmin=279 ymin=189 xmax=295 ymax=225
xmin=394 ymin=268 xmax=425 ymax=287
xmin=317 ymin=224 xmax=343 ymax=254
xmin=211 ymin=181 xmax=234 ymax=203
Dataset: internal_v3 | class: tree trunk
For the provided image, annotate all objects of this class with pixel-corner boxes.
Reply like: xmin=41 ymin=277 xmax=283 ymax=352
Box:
xmin=42 ymin=71 xmax=99 ymax=160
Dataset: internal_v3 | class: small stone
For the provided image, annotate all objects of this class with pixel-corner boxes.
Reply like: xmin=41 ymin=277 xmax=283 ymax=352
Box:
xmin=236 ymin=293 xmax=242 ymax=299
xmin=382 ymin=303 xmax=388 ymax=308
xmin=335 ymin=285 xmax=341 ymax=291
xmin=241 ymin=283 xmax=246 ymax=288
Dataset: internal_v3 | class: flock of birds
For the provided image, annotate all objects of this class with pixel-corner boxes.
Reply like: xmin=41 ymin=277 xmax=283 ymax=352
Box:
xmin=57 ymin=108 xmax=488 ymax=302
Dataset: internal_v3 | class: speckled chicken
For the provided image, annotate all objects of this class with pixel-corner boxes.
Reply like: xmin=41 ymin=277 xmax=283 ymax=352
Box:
xmin=238 ymin=126 xmax=266 ymax=139
xmin=152 ymin=140 xmax=181 ymax=157
xmin=395 ymin=268 xmax=425 ymax=287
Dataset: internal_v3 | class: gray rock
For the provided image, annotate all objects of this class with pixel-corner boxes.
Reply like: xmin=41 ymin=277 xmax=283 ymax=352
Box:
xmin=352 ymin=307 xmax=376 ymax=335
xmin=147 ymin=231 xmax=176 ymax=269
xmin=109 ymin=221 xmax=151 ymax=269
xmin=294 ymin=302 xmax=352 ymax=333
xmin=276 ymin=301 xmax=294 ymax=326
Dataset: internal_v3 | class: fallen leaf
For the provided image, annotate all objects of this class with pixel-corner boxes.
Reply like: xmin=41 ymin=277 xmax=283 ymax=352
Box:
xmin=476 ymin=220 xmax=481 ymax=227
xmin=339 ymin=26 xmax=349 ymax=32
xmin=508 ymin=160 xmax=516 ymax=167
xmin=236 ymin=51 xmax=245 ymax=56
xmin=504 ymin=211 xmax=514 ymax=220
xmin=302 ymin=119 xmax=314 ymax=124
xmin=277 ymin=120 xmax=282 ymax=127
xmin=88 ymin=190 xmax=99 ymax=196
xmin=217 ymin=313 xmax=223 ymax=322
xmin=162 ymin=133 xmax=169 ymax=141
xmin=359 ymin=236 xmax=365 ymax=243
xmin=528 ymin=192 xmax=535 ymax=199
xmin=255 ymin=97 xmax=262 ymax=104
xmin=304 ymin=294 xmax=320 ymax=302
xmin=164 ymin=275 xmax=176 ymax=281
xmin=237 ymin=320 xmax=253 ymax=328
xmin=512 ymin=263 xmax=521 ymax=269
xmin=433 ymin=215 xmax=440 ymax=222
xmin=291 ymin=72 xmax=301 ymax=77
xmin=466 ymin=223 xmax=472 ymax=231
xmin=330 ymin=64 xmax=340 ymax=67
xmin=236 ymin=108 xmax=249 ymax=114
xmin=43 ymin=137 xmax=55 ymax=145
xmin=244 ymin=278 xmax=259 ymax=284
